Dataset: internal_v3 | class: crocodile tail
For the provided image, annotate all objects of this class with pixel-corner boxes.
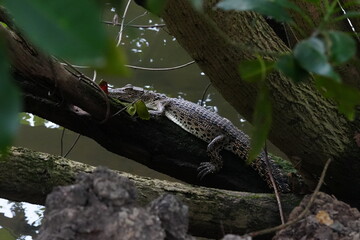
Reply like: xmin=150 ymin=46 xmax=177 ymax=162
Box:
xmin=250 ymin=153 xmax=291 ymax=193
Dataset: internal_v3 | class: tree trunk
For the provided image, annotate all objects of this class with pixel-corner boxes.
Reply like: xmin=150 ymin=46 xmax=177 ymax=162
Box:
xmin=0 ymin=147 xmax=302 ymax=238
xmin=153 ymin=0 xmax=360 ymax=200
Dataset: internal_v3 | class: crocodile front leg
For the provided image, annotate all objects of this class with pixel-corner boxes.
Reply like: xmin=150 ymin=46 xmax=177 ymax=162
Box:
xmin=148 ymin=100 xmax=168 ymax=116
xmin=197 ymin=134 xmax=227 ymax=179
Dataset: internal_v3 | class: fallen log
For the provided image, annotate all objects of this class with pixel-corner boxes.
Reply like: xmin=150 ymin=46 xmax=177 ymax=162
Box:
xmin=0 ymin=147 xmax=302 ymax=238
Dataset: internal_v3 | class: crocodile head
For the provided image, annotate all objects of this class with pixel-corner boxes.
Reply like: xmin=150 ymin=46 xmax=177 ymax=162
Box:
xmin=109 ymin=84 xmax=166 ymax=105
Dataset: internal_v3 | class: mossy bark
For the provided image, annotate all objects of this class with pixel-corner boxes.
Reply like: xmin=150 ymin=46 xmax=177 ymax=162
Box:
xmin=0 ymin=147 xmax=302 ymax=238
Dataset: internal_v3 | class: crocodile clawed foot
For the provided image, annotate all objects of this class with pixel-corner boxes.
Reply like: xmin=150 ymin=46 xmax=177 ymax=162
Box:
xmin=197 ymin=162 xmax=216 ymax=180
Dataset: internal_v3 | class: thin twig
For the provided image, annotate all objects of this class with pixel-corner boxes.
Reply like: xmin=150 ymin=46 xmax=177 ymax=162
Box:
xmin=264 ymin=143 xmax=285 ymax=224
xmin=92 ymin=70 xmax=97 ymax=82
xmin=60 ymin=128 xmax=65 ymax=156
xmin=123 ymin=11 xmax=149 ymax=27
xmin=336 ymin=0 xmax=360 ymax=42
xmin=125 ymin=61 xmax=195 ymax=71
xmin=117 ymin=0 xmax=132 ymax=47
xmin=200 ymin=82 xmax=212 ymax=106
xmin=60 ymin=59 xmax=111 ymax=124
xmin=63 ymin=134 xmax=81 ymax=158
xmin=60 ymin=63 xmax=90 ymax=69
xmin=246 ymin=158 xmax=332 ymax=238
xmin=102 ymin=20 xmax=166 ymax=28
xmin=110 ymin=91 xmax=147 ymax=118
xmin=60 ymin=59 xmax=93 ymax=82
xmin=60 ymin=61 xmax=195 ymax=72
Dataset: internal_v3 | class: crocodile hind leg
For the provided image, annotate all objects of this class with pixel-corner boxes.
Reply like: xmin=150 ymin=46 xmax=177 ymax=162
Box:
xmin=197 ymin=135 xmax=227 ymax=179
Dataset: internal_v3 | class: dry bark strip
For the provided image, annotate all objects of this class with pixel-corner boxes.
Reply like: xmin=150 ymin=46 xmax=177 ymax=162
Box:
xmin=0 ymin=147 xmax=302 ymax=238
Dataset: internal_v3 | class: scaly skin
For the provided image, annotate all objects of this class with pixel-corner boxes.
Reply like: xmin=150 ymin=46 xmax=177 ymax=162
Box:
xmin=109 ymin=84 xmax=291 ymax=193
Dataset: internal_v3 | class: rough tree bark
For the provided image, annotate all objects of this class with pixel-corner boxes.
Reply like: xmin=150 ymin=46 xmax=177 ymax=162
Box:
xmin=151 ymin=0 xmax=360 ymax=200
xmin=0 ymin=147 xmax=302 ymax=238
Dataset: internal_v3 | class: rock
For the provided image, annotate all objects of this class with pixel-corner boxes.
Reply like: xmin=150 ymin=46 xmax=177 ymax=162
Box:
xmin=148 ymin=194 xmax=193 ymax=240
xmin=36 ymin=167 xmax=194 ymax=240
xmin=273 ymin=192 xmax=360 ymax=240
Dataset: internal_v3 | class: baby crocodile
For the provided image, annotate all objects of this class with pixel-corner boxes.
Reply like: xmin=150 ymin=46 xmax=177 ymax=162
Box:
xmin=109 ymin=84 xmax=290 ymax=193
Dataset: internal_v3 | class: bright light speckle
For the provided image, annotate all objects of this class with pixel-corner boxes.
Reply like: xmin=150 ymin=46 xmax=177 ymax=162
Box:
xmin=131 ymin=49 xmax=143 ymax=53
xmin=44 ymin=121 xmax=59 ymax=129
xmin=148 ymin=27 xmax=160 ymax=32
xmin=200 ymin=72 xmax=205 ymax=76
xmin=23 ymin=113 xmax=35 ymax=127
xmin=135 ymin=38 xmax=149 ymax=48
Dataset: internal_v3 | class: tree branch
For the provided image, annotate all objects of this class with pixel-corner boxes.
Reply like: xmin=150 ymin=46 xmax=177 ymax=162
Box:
xmin=0 ymin=147 xmax=302 ymax=238
xmin=0 ymin=16 xmax=275 ymax=193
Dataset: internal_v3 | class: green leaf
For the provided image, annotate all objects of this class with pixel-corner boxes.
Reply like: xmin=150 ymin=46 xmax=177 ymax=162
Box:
xmin=332 ymin=11 xmax=360 ymax=22
xmin=146 ymin=0 xmax=167 ymax=16
xmin=134 ymin=100 xmax=150 ymax=120
xmin=239 ymin=59 xmax=274 ymax=83
xmin=126 ymin=104 xmax=137 ymax=116
xmin=216 ymin=0 xmax=296 ymax=22
xmin=95 ymin=42 xmax=130 ymax=76
xmin=248 ymin=86 xmax=272 ymax=162
xmin=0 ymin=40 xmax=20 ymax=153
xmin=3 ymin=0 xmax=107 ymax=65
xmin=315 ymin=76 xmax=360 ymax=120
xmin=0 ymin=22 xmax=8 ymax=28
xmin=294 ymin=37 xmax=340 ymax=81
xmin=276 ymin=54 xmax=309 ymax=82
xmin=327 ymin=31 xmax=356 ymax=64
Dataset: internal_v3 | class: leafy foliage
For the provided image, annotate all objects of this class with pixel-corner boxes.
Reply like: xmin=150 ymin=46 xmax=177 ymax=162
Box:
xmin=248 ymin=87 xmax=272 ymax=162
xmin=125 ymin=100 xmax=150 ymax=120
xmin=0 ymin=0 xmax=131 ymax=151
xmin=238 ymin=58 xmax=274 ymax=82
xmin=2 ymin=0 xmax=129 ymax=75
xmin=315 ymin=76 xmax=360 ymax=120
xmin=239 ymin=58 xmax=273 ymax=162
xmin=327 ymin=31 xmax=356 ymax=64
xmin=235 ymin=1 xmax=359 ymax=158
xmin=293 ymin=37 xmax=340 ymax=81
xmin=3 ymin=0 xmax=106 ymax=65
xmin=0 ymin=40 xmax=20 ymax=153
xmin=275 ymin=29 xmax=358 ymax=119
xmin=276 ymin=54 xmax=309 ymax=82
xmin=134 ymin=100 xmax=151 ymax=120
